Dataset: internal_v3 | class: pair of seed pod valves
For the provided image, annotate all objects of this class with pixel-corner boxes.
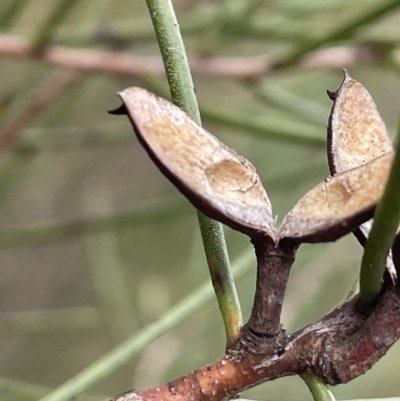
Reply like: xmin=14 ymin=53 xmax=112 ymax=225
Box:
xmin=110 ymin=70 xmax=398 ymax=284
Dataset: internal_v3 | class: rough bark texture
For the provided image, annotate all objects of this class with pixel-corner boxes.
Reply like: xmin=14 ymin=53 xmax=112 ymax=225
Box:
xmin=246 ymin=241 xmax=295 ymax=336
xmin=109 ymin=237 xmax=400 ymax=401
xmin=106 ymin=70 xmax=400 ymax=401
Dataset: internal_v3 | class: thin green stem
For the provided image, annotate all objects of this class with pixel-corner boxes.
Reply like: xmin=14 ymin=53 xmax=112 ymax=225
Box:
xmin=201 ymin=105 xmax=326 ymax=148
xmin=0 ymin=196 xmax=186 ymax=248
xmin=301 ymin=372 xmax=336 ymax=401
xmin=33 ymin=0 xmax=80 ymax=47
xmin=0 ymin=376 xmax=98 ymax=401
xmin=0 ymin=307 xmax=100 ymax=335
xmin=198 ymin=215 xmax=242 ymax=346
xmin=38 ymin=249 xmax=253 ymax=401
xmin=57 ymin=8 xmax=211 ymax=47
xmin=274 ymin=0 xmax=400 ymax=69
xmin=0 ymin=0 xmax=29 ymax=30
xmin=359 ymin=137 xmax=400 ymax=306
xmin=0 ymin=153 xmax=35 ymax=205
xmin=252 ymin=82 xmax=328 ymax=126
xmin=145 ymin=0 xmax=200 ymax=121
xmin=83 ymin=189 xmax=136 ymax=342
xmin=145 ymin=0 xmax=242 ymax=346
xmin=216 ymin=0 xmax=265 ymax=37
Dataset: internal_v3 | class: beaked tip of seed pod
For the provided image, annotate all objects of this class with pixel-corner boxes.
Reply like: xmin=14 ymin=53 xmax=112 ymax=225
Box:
xmin=327 ymin=70 xmax=353 ymax=102
xmin=326 ymin=90 xmax=337 ymax=101
xmin=342 ymin=68 xmax=351 ymax=79
xmin=108 ymin=104 xmax=128 ymax=115
xmin=114 ymin=86 xmax=276 ymax=241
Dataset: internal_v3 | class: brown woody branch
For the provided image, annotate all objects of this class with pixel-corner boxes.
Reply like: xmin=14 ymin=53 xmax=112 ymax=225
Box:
xmin=111 ymin=283 xmax=400 ymax=401
xmin=109 ymin=226 xmax=400 ymax=401
xmin=246 ymin=241 xmax=295 ymax=337
xmin=0 ymin=34 xmax=379 ymax=79
xmin=106 ymin=70 xmax=400 ymax=401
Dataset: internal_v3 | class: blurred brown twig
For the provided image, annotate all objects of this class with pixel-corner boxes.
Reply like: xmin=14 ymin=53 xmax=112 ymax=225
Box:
xmin=0 ymin=67 xmax=82 ymax=151
xmin=0 ymin=34 xmax=381 ymax=80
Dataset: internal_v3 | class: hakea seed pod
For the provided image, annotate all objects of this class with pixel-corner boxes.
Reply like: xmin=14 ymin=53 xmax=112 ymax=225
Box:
xmin=110 ymin=80 xmax=394 ymax=248
xmin=109 ymin=87 xmax=276 ymax=241
xmin=278 ymin=152 xmax=394 ymax=245
xmin=327 ymin=69 xmax=393 ymax=173
xmin=327 ymin=69 xmax=397 ymax=281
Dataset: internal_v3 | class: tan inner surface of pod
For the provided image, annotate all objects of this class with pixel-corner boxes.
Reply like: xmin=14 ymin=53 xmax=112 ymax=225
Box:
xmin=329 ymin=70 xmax=393 ymax=173
xmin=279 ymin=152 xmax=394 ymax=242
xmin=118 ymin=87 xmax=276 ymax=239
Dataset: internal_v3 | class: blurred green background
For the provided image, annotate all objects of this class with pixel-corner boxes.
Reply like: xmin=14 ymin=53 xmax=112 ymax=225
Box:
xmin=1 ymin=0 xmax=400 ymax=400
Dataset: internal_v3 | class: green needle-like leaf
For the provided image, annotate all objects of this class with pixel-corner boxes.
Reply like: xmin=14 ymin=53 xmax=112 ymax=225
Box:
xmin=145 ymin=0 xmax=242 ymax=346
xmin=359 ymin=134 xmax=400 ymax=305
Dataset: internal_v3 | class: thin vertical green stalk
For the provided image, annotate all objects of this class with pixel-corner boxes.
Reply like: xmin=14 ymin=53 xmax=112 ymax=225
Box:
xmin=83 ymin=189 xmax=136 ymax=341
xmin=359 ymin=137 xmax=400 ymax=305
xmin=197 ymin=216 xmax=242 ymax=346
xmin=145 ymin=0 xmax=242 ymax=346
xmin=145 ymin=0 xmax=200 ymax=121
xmin=301 ymin=372 xmax=336 ymax=401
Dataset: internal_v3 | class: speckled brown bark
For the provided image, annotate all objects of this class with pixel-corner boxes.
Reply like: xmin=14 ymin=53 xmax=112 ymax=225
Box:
xmin=110 ymin=284 xmax=400 ymax=401
xmin=303 ymin=285 xmax=400 ymax=384
xmin=246 ymin=241 xmax=295 ymax=337
xmin=130 ymin=352 xmax=298 ymax=401
xmin=108 ymin=77 xmax=400 ymax=401
xmin=108 ymin=239 xmax=400 ymax=401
